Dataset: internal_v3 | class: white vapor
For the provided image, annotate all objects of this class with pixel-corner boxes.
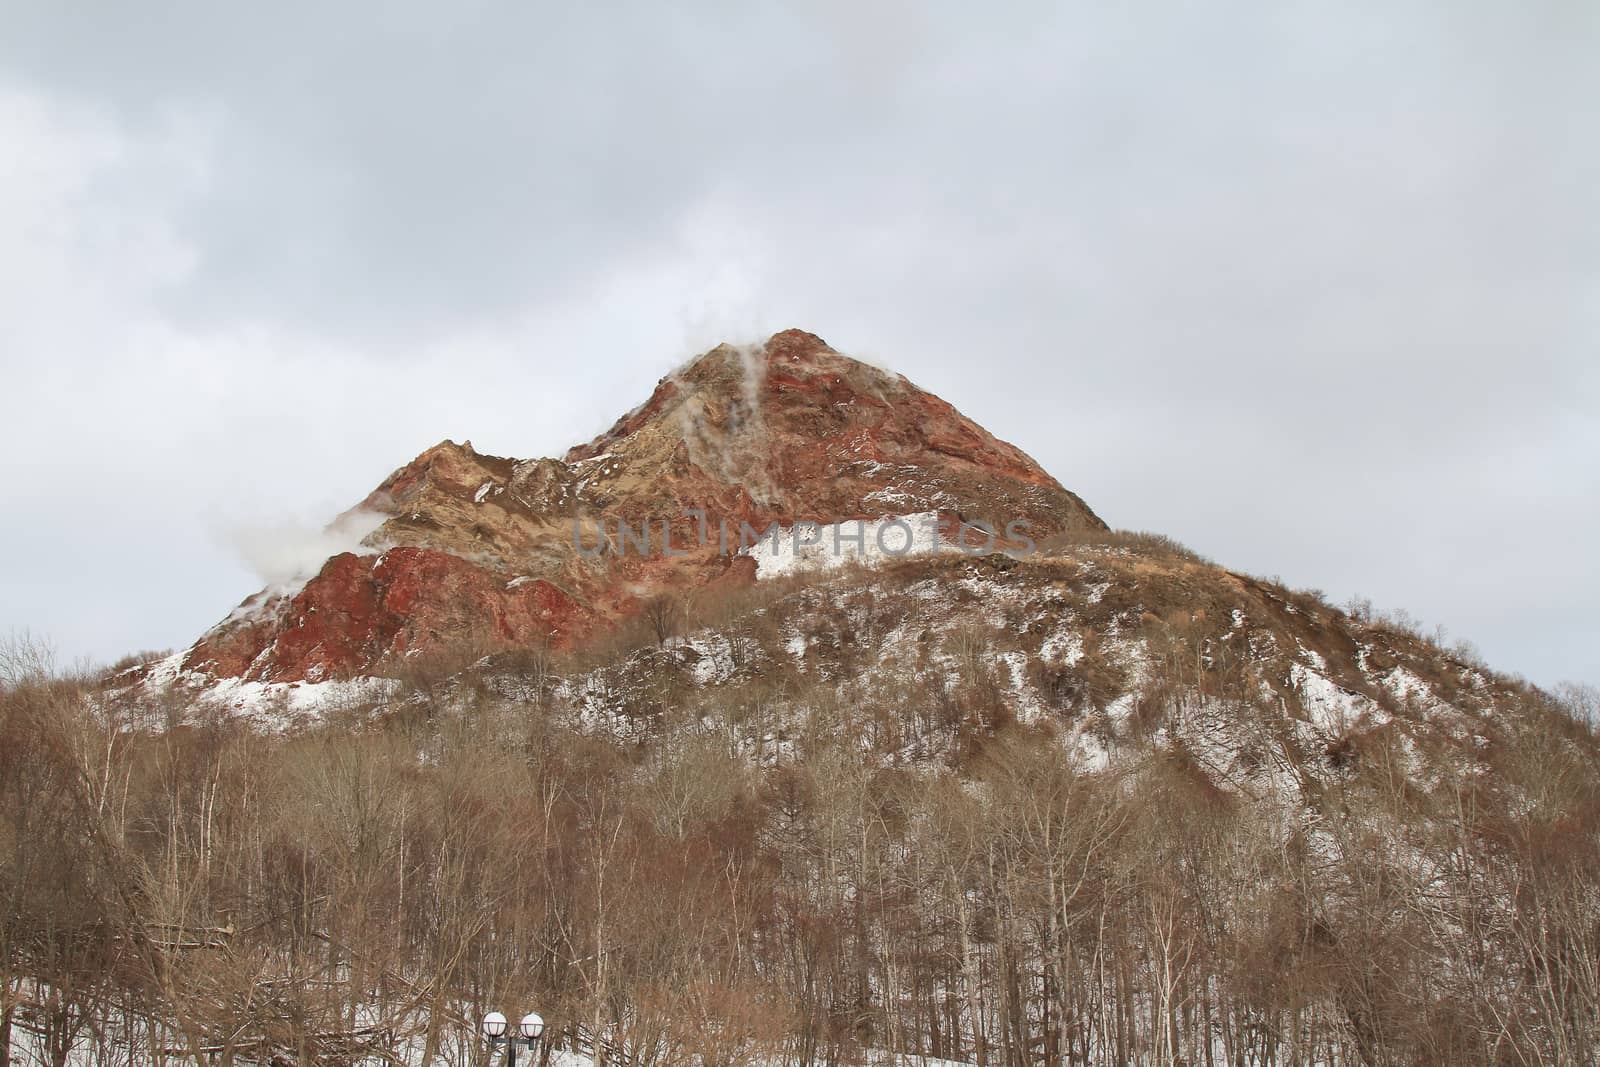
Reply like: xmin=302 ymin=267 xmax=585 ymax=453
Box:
xmin=224 ymin=509 xmax=389 ymax=597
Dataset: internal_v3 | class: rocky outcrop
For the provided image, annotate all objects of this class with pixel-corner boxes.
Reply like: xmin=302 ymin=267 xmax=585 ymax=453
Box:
xmin=183 ymin=329 xmax=1105 ymax=682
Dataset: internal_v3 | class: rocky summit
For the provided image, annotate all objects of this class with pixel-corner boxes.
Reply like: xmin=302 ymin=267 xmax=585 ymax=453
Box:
xmin=181 ymin=330 xmax=1104 ymax=683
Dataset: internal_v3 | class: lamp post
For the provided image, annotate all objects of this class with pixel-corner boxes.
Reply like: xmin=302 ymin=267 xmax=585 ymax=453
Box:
xmin=482 ymin=1011 xmax=544 ymax=1067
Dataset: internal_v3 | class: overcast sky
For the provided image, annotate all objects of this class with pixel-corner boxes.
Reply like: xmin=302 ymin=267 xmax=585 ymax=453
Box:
xmin=1 ymin=1 xmax=1595 ymax=688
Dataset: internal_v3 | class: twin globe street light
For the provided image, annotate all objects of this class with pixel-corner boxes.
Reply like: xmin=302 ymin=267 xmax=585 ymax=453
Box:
xmin=482 ymin=1011 xmax=544 ymax=1067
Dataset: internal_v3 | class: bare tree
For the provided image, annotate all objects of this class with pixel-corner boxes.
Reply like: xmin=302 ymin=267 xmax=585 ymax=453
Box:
xmin=642 ymin=596 xmax=683 ymax=649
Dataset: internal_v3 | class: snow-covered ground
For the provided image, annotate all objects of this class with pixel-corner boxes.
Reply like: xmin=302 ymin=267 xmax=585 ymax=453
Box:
xmin=742 ymin=512 xmax=945 ymax=579
xmin=131 ymin=652 xmax=397 ymax=729
xmin=4 ymin=1013 xmax=975 ymax=1067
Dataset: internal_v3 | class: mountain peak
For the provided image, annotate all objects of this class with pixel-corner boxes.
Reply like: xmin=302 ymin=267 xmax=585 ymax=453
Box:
xmin=181 ymin=333 xmax=1104 ymax=682
xmin=567 ymin=329 xmax=872 ymax=462
xmin=764 ymin=326 xmax=833 ymax=358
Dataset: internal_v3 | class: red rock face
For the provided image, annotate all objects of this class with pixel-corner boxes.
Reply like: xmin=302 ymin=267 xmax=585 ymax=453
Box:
xmin=185 ymin=549 xmax=594 ymax=681
xmin=183 ymin=330 xmax=1105 ymax=682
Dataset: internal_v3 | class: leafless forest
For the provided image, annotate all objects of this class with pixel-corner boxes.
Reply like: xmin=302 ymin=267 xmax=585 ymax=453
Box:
xmin=3 ymin=557 xmax=1598 ymax=1067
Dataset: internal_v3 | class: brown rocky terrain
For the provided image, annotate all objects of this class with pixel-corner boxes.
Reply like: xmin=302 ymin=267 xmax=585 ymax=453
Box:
xmin=181 ymin=329 xmax=1104 ymax=682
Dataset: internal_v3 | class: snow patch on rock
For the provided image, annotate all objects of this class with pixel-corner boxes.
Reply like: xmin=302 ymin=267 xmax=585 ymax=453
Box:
xmin=745 ymin=512 xmax=943 ymax=579
xmin=137 ymin=654 xmax=396 ymax=730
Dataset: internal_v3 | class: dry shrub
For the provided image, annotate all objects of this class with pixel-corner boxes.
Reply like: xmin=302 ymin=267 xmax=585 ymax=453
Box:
xmin=1039 ymin=527 xmax=1212 ymax=564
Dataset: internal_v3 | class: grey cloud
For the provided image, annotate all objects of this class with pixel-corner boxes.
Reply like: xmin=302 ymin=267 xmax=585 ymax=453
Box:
xmin=0 ymin=0 xmax=1594 ymax=688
